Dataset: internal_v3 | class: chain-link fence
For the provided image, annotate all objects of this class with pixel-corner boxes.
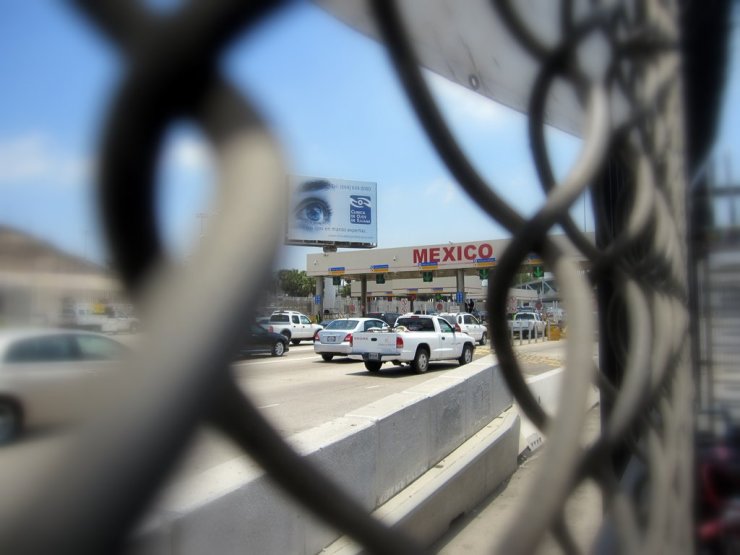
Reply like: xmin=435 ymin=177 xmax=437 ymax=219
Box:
xmin=0 ymin=0 xmax=733 ymax=553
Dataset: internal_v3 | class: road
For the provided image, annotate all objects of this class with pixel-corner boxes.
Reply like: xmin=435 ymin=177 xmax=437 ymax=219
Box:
xmin=166 ymin=338 xmax=567 ymax=480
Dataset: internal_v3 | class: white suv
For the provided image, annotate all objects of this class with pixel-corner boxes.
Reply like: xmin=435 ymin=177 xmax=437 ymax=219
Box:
xmin=267 ymin=311 xmax=323 ymax=345
xmin=439 ymin=312 xmax=488 ymax=345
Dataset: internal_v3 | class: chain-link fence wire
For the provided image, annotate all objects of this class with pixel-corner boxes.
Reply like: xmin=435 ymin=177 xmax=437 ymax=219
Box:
xmin=0 ymin=0 xmax=732 ymax=553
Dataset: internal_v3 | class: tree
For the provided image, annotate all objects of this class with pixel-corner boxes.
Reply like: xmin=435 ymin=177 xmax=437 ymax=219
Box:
xmin=277 ymin=269 xmax=315 ymax=297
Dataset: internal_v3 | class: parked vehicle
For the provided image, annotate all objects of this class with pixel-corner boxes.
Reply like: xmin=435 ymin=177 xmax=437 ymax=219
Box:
xmin=508 ymin=311 xmax=546 ymax=338
xmin=267 ymin=310 xmax=323 ymax=345
xmin=365 ymin=312 xmax=401 ymax=327
xmin=0 ymin=329 xmax=130 ymax=443
xmin=439 ymin=312 xmax=488 ymax=345
xmin=351 ymin=314 xmax=476 ymax=374
xmin=696 ymin=408 xmax=740 ymax=552
xmin=314 ymin=318 xmax=388 ymax=361
xmin=59 ymin=302 xmax=139 ymax=334
xmin=236 ymin=324 xmax=289 ymax=358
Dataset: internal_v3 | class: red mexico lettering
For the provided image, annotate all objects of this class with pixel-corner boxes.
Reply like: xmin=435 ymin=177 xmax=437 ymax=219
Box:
xmin=442 ymin=246 xmax=455 ymax=261
xmin=479 ymin=243 xmax=493 ymax=259
xmin=464 ymin=245 xmax=477 ymax=259
xmin=429 ymin=247 xmax=440 ymax=262
xmin=413 ymin=249 xmax=428 ymax=264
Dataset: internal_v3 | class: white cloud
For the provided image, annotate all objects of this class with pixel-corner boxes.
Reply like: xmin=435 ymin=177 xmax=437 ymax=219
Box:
xmin=425 ymin=71 xmax=515 ymax=127
xmin=169 ymin=135 xmax=214 ymax=173
xmin=0 ymin=132 xmax=92 ymax=186
xmin=423 ymin=177 xmax=460 ymax=205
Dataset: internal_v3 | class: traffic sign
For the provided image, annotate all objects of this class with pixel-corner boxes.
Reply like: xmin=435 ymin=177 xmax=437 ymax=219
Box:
xmin=456 ymin=291 xmax=464 ymax=303
xmin=376 ymin=274 xmax=385 ymax=284
xmin=533 ymin=265 xmax=544 ymax=278
xmin=314 ymin=295 xmax=321 ymax=304
xmin=478 ymin=268 xmax=489 ymax=280
xmin=332 ymin=276 xmax=341 ymax=286
xmin=422 ymin=271 xmax=433 ymax=282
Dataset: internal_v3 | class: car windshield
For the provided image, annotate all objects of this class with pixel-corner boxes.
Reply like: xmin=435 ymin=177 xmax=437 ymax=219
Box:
xmin=326 ymin=319 xmax=358 ymax=330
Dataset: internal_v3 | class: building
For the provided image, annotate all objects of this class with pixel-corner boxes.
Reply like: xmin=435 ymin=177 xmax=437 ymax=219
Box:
xmin=306 ymin=234 xmax=591 ymax=315
xmin=0 ymin=225 xmax=125 ymax=326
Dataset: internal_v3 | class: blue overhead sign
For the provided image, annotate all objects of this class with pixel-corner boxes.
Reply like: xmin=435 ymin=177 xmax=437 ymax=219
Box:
xmin=370 ymin=264 xmax=389 ymax=273
xmin=475 ymin=257 xmax=496 ymax=267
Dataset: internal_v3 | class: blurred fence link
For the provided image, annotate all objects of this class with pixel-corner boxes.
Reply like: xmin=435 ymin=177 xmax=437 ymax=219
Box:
xmin=1 ymin=0 xmax=725 ymax=553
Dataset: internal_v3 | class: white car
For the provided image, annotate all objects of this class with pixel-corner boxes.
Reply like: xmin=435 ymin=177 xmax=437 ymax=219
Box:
xmin=0 ymin=329 xmax=130 ymax=443
xmin=439 ymin=312 xmax=488 ymax=345
xmin=314 ymin=318 xmax=389 ymax=361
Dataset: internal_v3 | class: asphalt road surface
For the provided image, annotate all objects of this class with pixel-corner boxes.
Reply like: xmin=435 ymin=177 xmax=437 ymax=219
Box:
xmin=166 ymin=338 xmax=567 ymax=480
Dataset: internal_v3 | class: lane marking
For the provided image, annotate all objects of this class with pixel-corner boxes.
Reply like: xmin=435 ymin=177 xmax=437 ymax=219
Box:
xmin=234 ymin=354 xmax=319 ymax=366
xmin=365 ymin=385 xmax=381 ymax=389
xmin=258 ymin=403 xmax=280 ymax=409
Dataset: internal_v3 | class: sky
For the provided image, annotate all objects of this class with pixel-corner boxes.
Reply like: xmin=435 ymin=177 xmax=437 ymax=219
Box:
xmin=0 ymin=1 xmax=738 ymax=272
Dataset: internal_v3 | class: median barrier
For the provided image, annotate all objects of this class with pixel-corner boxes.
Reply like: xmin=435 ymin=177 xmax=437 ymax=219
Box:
xmin=129 ymin=358 xmax=517 ymax=554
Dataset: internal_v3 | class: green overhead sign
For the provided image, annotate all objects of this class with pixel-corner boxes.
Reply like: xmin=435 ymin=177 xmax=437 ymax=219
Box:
xmin=533 ymin=266 xmax=544 ymax=279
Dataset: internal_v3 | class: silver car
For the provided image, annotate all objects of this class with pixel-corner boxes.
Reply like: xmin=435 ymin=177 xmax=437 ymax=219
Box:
xmin=314 ymin=318 xmax=388 ymax=361
xmin=0 ymin=329 xmax=130 ymax=443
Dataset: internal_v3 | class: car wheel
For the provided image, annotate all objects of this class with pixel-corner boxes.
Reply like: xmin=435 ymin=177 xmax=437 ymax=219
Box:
xmin=0 ymin=400 xmax=21 ymax=444
xmin=291 ymin=339 xmax=301 ymax=346
xmin=281 ymin=331 xmax=291 ymax=343
xmin=364 ymin=361 xmax=382 ymax=372
xmin=321 ymin=354 xmax=334 ymax=362
xmin=412 ymin=348 xmax=429 ymax=374
xmin=479 ymin=333 xmax=487 ymax=346
xmin=272 ymin=341 xmax=285 ymax=357
xmin=458 ymin=344 xmax=473 ymax=366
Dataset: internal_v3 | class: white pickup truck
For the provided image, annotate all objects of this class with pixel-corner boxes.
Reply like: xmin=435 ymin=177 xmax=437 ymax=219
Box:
xmin=267 ymin=310 xmax=323 ymax=345
xmin=351 ymin=314 xmax=476 ymax=373
xmin=508 ymin=311 xmax=546 ymax=338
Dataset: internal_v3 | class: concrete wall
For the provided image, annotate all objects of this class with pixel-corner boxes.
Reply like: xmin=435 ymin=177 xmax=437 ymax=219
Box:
xmin=129 ymin=358 xmax=514 ymax=555
xmin=518 ymin=367 xmax=601 ymax=453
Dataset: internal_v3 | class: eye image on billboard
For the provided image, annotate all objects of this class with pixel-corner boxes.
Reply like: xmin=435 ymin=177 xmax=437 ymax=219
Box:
xmin=285 ymin=176 xmax=378 ymax=248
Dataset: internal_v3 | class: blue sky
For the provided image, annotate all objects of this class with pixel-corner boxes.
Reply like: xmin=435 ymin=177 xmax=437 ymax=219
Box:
xmin=1 ymin=2 xmax=738 ymax=271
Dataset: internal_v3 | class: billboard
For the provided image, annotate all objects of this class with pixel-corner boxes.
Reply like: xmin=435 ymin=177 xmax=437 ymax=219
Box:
xmin=285 ymin=175 xmax=377 ymax=248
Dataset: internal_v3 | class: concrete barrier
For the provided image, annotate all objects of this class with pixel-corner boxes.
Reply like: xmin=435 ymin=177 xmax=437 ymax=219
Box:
xmin=129 ymin=357 xmax=514 ymax=555
xmin=518 ymin=366 xmax=601 ymax=454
